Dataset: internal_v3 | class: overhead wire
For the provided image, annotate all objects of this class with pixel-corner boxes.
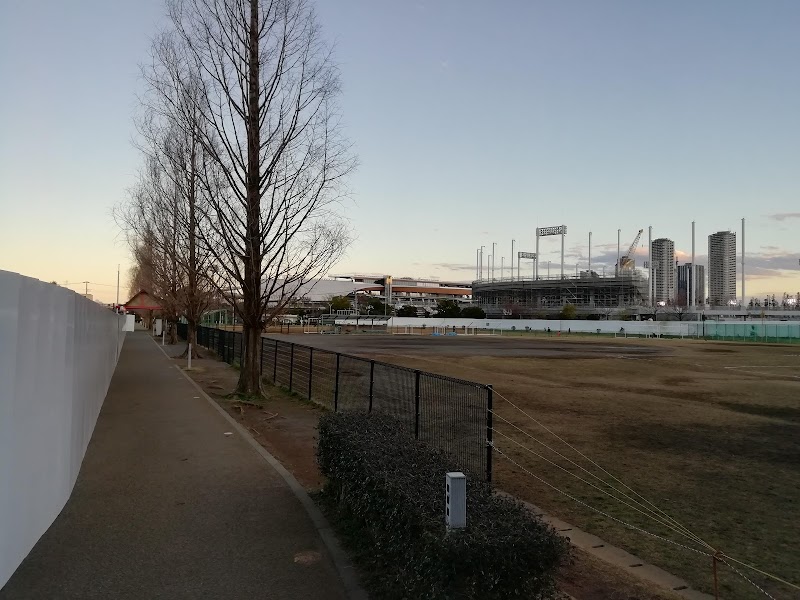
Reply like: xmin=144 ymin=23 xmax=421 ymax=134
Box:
xmin=489 ymin=424 xmax=712 ymax=551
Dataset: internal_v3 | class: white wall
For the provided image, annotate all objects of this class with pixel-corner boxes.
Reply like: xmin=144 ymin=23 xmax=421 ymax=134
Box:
xmin=346 ymin=316 xmax=704 ymax=337
xmin=0 ymin=271 xmax=125 ymax=589
xmin=361 ymin=317 xmax=799 ymax=339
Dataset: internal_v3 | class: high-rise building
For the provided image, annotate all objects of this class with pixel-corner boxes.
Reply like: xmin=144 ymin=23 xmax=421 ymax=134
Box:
xmin=708 ymin=231 xmax=736 ymax=305
xmin=676 ymin=263 xmax=705 ymax=307
xmin=650 ymin=238 xmax=675 ymax=304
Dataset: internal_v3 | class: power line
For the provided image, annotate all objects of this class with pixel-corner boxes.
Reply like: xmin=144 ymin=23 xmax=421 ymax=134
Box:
xmin=63 ymin=281 xmax=117 ymax=287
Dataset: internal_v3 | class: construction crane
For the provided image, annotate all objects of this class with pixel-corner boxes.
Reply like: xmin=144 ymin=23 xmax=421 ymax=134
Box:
xmin=618 ymin=229 xmax=644 ymax=271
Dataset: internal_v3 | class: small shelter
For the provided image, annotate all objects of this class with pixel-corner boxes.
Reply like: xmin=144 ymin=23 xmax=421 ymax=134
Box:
xmin=124 ymin=290 xmax=163 ymax=329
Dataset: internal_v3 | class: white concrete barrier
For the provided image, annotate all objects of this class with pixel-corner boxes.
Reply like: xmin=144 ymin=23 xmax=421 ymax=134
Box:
xmin=0 ymin=270 xmax=125 ymax=589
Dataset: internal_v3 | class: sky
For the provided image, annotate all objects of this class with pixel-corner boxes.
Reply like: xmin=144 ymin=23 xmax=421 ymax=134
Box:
xmin=1 ymin=0 xmax=799 ymax=304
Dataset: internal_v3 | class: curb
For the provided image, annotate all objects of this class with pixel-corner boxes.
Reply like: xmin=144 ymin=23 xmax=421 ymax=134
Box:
xmin=152 ymin=337 xmax=368 ymax=600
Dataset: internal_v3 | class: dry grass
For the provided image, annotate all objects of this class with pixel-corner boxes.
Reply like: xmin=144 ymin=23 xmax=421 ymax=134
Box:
xmin=358 ymin=337 xmax=800 ymax=600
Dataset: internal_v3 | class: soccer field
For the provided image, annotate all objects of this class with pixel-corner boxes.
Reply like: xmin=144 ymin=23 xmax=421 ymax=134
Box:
xmin=283 ymin=333 xmax=800 ymax=600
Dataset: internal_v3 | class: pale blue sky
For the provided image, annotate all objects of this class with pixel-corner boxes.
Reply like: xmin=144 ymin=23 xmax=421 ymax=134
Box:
xmin=1 ymin=0 xmax=798 ymax=302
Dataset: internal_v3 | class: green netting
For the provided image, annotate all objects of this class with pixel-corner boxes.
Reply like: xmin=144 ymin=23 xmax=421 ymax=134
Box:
xmin=702 ymin=322 xmax=800 ymax=343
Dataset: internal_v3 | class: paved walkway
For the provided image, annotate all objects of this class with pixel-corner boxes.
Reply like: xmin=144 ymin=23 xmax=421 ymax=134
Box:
xmin=0 ymin=332 xmax=351 ymax=600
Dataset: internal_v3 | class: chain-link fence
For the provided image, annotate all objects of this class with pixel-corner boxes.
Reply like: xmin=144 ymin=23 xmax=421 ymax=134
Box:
xmin=179 ymin=324 xmax=493 ymax=482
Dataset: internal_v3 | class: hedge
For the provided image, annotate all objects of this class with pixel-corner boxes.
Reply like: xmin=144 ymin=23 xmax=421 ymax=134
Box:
xmin=317 ymin=412 xmax=569 ymax=600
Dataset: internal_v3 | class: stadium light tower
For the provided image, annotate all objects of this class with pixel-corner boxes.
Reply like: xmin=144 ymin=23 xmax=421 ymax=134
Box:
xmin=536 ymin=225 xmax=567 ymax=280
xmin=492 ymin=242 xmax=497 ymax=281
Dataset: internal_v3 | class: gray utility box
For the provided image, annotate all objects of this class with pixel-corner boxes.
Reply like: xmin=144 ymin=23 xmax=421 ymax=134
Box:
xmin=445 ymin=472 xmax=466 ymax=529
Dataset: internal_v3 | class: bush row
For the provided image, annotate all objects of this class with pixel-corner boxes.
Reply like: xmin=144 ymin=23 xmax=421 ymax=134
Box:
xmin=317 ymin=412 xmax=569 ymax=600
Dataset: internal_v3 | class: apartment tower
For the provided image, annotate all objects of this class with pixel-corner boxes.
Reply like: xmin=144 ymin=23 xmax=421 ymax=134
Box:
xmin=650 ymin=238 xmax=675 ymax=304
xmin=708 ymin=231 xmax=736 ymax=305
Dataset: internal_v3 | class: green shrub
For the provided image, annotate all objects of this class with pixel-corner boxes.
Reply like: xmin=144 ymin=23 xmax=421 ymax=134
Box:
xmin=317 ymin=412 xmax=569 ymax=600
xmin=461 ymin=305 xmax=486 ymax=319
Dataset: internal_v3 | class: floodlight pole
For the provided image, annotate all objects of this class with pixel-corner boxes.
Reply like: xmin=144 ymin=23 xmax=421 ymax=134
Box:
xmin=691 ymin=221 xmax=696 ymax=308
xmin=511 ymin=239 xmax=515 ymax=281
xmin=588 ymin=232 xmax=592 ymax=275
xmin=648 ymin=226 xmax=653 ymax=307
xmin=741 ymin=217 xmax=746 ymax=309
xmin=492 ymin=242 xmax=496 ymax=281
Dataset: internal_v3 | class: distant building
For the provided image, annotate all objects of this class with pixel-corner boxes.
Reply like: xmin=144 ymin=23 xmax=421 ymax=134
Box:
xmin=708 ymin=231 xmax=736 ymax=305
xmin=288 ymin=273 xmax=472 ymax=315
xmin=650 ymin=238 xmax=675 ymax=304
xmin=123 ymin=290 xmax=163 ymax=327
xmin=676 ymin=263 xmax=705 ymax=307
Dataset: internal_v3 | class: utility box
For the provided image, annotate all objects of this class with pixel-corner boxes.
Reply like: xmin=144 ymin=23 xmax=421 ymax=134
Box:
xmin=154 ymin=319 xmax=163 ymax=336
xmin=445 ymin=472 xmax=466 ymax=529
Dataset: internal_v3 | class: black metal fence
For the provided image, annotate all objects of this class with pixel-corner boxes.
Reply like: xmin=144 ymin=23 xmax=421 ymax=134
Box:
xmin=178 ymin=324 xmax=493 ymax=482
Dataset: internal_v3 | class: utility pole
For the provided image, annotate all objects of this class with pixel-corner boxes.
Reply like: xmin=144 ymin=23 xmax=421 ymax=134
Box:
xmin=617 ymin=230 xmax=621 ymax=277
xmin=116 ymin=264 xmax=120 ymax=307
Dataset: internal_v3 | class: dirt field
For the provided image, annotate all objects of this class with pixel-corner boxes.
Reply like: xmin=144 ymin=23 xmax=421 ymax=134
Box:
xmin=280 ymin=332 xmax=800 ymax=600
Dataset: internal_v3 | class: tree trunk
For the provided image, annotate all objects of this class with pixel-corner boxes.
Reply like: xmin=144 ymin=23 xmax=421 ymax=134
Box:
xmin=236 ymin=0 xmax=263 ymax=397
xmin=236 ymin=324 xmax=262 ymax=396
xmin=180 ymin=320 xmax=201 ymax=359
xmin=169 ymin=320 xmax=178 ymax=345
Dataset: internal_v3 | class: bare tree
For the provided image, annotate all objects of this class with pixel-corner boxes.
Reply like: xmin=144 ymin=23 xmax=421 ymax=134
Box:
xmin=127 ymin=262 xmax=154 ymax=299
xmin=154 ymin=0 xmax=355 ymax=395
xmin=122 ymin=160 xmax=184 ymax=344
xmin=119 ymin=107 xmax=217 ymax=351
xmin=131 ymin=45 xmax=222 ymax=356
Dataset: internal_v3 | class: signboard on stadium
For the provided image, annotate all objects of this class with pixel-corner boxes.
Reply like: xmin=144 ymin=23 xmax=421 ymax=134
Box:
xmin=536 ymin=225 xmax=567 ymax=236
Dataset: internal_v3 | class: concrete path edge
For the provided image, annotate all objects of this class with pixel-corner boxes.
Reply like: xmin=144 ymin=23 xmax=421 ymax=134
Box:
xmin=152 ymin=339 xmax=368 ymax=600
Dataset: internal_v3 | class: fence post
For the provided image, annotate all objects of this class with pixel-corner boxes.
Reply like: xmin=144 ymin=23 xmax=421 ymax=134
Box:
xmin=486 ymin=384 xmax=493 ymax=484
xmin=334 ymin=353 xmax=341 ymax=412
xmin=289 ymin=344 xmax=295 ymax=392
xmin=308 ymin=347 xmax=314 ymax=401
xmin=368 ymin=360 xmax=375 ymax=412
xmin=414 ymin=370 xmax=421 ymax=440
xmin=259 ymin=338 xmax=264 ymax=379
xmin=273 ymin=339 xmax=278 ymax=384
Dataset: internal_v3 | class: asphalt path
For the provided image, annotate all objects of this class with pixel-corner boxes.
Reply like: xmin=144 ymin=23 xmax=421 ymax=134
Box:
xmin=0 ymin=332 xmax=349 ymax=600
